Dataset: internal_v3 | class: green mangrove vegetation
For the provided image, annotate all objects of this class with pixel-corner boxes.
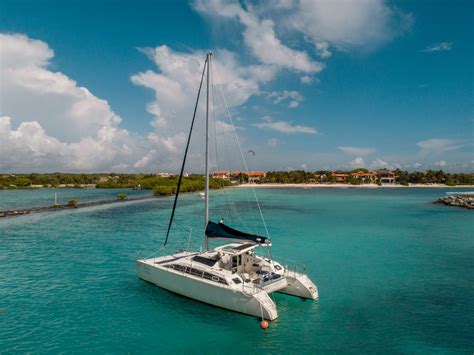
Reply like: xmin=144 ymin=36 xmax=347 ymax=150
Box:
xmin=0 ymin=170 xmax=472 ymax=191
xmin=0 ymin=173 xmax=232 ymax=196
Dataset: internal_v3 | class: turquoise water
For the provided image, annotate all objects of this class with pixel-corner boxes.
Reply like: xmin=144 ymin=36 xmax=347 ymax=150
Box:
xmin=1 ymin=187 xmax=473 ymax=353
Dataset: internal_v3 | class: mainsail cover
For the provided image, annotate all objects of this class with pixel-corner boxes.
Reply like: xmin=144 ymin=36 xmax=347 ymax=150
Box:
xmin=205 ymin=221 xmax=268 ymax=244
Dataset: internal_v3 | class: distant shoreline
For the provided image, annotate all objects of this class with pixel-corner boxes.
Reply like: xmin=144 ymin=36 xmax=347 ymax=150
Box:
xmin=2 ymin=183 xmax=474 ymax=191
xmin=235 ymin=183 xmax=474 ymax=189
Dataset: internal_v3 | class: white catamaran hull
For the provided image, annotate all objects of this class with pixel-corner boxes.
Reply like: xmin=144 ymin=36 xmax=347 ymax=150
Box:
xmin=137 ymin=260 xmax=278 ymax=320
xmin=278 ymin=271 xmax=319 ymax=300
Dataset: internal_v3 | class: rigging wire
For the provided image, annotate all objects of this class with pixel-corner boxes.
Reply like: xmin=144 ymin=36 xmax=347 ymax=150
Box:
xmin=209 ymin=64 xmax=258 ymax=233
xmin=208 ymin=56 xmax=229 ymax=221
xmin=215 ymin=80 xmax=270 ymax=239
xmin=209 ymin=58 xmax=248 ymax=229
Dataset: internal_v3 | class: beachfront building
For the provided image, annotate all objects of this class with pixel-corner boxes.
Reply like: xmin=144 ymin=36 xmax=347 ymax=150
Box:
xmin=212 ymin=171 xmax=266 ymax=183
xmin=247 ymin=171 xmax=266 ymax=183
xmin=332 ymin=173 xmax=350 ymax=183
xmin=350 ymin=171 xmax=377 ymax=183
xmin=374 ymin=169 xmax=397 ymax=184
xmin=157 ymin=172 xmax=175 ymax=178
xmin=330 ymin=170 xmax=397 ymax=184
xmin=212 ymin=171 xmax=231 ymax=180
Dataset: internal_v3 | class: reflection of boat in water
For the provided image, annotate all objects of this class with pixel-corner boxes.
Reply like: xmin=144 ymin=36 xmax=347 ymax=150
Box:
xmin=137 ymin=53 xmax=318 ymax=321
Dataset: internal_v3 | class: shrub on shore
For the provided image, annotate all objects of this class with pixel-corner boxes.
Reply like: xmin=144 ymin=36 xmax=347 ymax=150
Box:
xmin=152 ymin=176 xmax=230 ymax=196
xmin=68 ymin=199 xmax=78 ymax=208
xmin=116 ymin=193 xmax=128 ymax=200
xmin=154 ymin=186 xmax=176 ymax=195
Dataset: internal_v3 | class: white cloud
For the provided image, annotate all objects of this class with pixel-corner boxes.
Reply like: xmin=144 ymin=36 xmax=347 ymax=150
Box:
xmin=314 ymin=41 xmax=332 ymax=58
xmin=133 ymin=150 xmax=155 ymax=169
xmin=254 ymin=116 xmax=316 ymax=134
xmin=0 ymin=116 xmax=138 ymax=171
xmin=0 ymin=33 xmax=121 ymax=142
xmin=193 ymin=0 xmax=323 ymax=73
xmin=349 ymin=156 xmax=365 ymax=168
xmin=268 ymin=90 xmax=303 ymax=108
xmin=0 ymin=31 xmax=330 ymax=172
xmin=0 ymin=33 xmax=144 ymax=171
xmin=338 ymin=146 xmax=376 ymax=156
xmin=0 ymin=116 xmax=67 ymax=170
xmin=435 ymin=160 xmax=447 ymax=168
xmin=129 ymin=45 xmax=272 ymax=170
xmin=131 ymin=46 xmax=266 ymax=131
xmin=300 ymin=75 xmax=315 ymax=84
xmin=417 ymin=138 xmax=464 ymax=155
xmin=287 ymin=0 xmax=413 ymax=52
xmin=193 ymin=0 xmax=412 ymax=92
xmin=422 ymin=42 xmax=453 ymax=53
xmin=370 ymin=158 xmax=393 ymax=170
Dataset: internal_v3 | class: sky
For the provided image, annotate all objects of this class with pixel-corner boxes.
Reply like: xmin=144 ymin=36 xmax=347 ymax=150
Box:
xmin=0 ymin=0 xmax=472 ymax=173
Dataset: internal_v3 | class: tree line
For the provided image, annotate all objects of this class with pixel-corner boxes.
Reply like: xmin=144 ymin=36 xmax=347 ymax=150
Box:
xmin=261 ymin=169 xmax=473 ymax=185
xmin=0 ymin=170 xmax=473 ymax=189
xmin=0 ymin=173 xmax=232 ymax=195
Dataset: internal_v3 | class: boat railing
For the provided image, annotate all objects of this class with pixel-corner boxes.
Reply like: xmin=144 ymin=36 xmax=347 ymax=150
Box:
xmin=284 ymin=263 xmax=307 ymax=276
xmin=241 ymin=279 xmax=262 ymax=296
xmin=239 ymin=271 xmax=286 ymax=296
xmin=273 ymin=256 xmax=307 ymax=276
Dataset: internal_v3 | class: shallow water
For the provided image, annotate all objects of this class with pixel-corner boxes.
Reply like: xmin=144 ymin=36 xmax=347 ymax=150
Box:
xmin=1 ymin=187 xmax=473 ymax=353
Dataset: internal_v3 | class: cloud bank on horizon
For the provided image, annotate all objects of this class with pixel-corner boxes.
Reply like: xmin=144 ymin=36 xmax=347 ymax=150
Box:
xmin=0 ymin=0 xmax=472 ymax=172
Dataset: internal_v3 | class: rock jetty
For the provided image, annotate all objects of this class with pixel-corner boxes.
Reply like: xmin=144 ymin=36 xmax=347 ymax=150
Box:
xmin=0 ymin=194 xmax=156 ymax=218
xmin=436 ymin=195 xmax=474 ymax=209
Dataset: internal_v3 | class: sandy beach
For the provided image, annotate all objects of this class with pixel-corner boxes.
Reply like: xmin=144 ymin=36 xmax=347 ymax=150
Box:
xmin=235 ymin=183 xmax=474 ymax=189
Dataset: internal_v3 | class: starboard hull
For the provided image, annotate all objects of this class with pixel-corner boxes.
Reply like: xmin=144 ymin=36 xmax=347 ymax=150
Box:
xmin=278 ymin=271 xmax=319 ymax=300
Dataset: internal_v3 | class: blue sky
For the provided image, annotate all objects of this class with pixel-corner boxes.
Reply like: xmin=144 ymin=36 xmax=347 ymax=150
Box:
xmin=0 ymin=0 xmax=472 ymax=172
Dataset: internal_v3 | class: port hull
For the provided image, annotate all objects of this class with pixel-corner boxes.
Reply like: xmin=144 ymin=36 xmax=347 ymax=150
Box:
xmin=137 ymin=259 xmax=278 ymax=320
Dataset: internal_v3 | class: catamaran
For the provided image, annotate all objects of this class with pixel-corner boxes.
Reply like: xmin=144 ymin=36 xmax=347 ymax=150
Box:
xmin=137 ymin=53 xmax=318 ymax=321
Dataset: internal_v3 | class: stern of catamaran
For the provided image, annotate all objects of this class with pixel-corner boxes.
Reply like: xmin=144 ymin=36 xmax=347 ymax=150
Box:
xmin=211 ymin=241 xmax=318 ymax=300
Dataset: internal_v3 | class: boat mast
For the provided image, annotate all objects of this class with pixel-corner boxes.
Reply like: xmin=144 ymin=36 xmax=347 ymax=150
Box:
xmin=204 ymin=52 xmax=211 ymax=251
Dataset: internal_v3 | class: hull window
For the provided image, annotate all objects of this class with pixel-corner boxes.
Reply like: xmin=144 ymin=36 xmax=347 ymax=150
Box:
xmin=165 ymin=264 xmax=228 ymax=285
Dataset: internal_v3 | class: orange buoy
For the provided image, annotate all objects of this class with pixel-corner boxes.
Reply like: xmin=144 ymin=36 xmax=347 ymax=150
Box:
xmin=260 ymin=320 xmax=269 ymax=330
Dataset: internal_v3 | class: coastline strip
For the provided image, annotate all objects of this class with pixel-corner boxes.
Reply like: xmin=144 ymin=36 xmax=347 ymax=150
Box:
xmin=234 ymin=183 xmax=474 ymax=189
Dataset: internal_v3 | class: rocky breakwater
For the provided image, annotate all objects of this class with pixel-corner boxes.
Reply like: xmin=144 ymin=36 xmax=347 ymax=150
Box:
xmin=436 ymin=195 xmax=474 ymax=209
xmin=0 ymin=194 xmax=156 ymax=218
